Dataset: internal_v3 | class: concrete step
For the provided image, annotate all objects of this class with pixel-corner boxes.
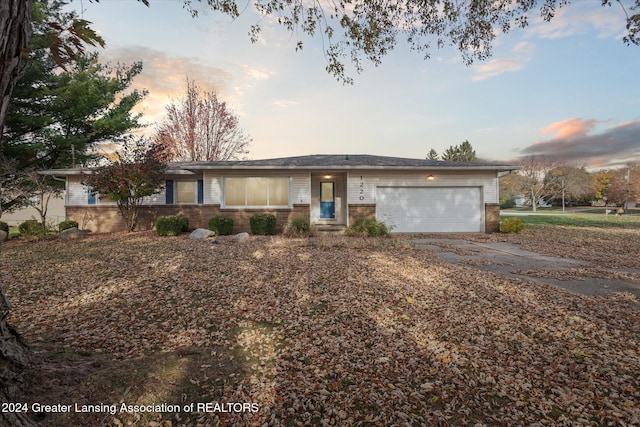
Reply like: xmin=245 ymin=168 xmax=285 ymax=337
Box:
xmin=314 ymin=225 xmax=347 ymax=235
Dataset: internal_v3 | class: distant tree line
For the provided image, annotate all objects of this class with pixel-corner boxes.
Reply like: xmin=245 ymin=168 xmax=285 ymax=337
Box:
xmin=500 ymin=157 xmax=639 ymax=211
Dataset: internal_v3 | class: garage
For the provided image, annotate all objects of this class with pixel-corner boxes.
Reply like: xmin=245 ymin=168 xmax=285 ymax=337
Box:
xmin=375 ymin=186 xmax=483 ymax=233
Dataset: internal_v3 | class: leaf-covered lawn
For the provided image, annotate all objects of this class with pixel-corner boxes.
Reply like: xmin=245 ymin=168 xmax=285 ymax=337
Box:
xmin=2 ymin=231 xmax=639 ymax=426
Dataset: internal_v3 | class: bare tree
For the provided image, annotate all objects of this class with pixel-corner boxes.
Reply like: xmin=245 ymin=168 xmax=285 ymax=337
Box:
xmin=516 ymin=155 xmax=563 ymax=212
xmin=1 ymin=166 xmax=64 ymax=231
xmin=155 ymin=79 xmax=250 ymax=162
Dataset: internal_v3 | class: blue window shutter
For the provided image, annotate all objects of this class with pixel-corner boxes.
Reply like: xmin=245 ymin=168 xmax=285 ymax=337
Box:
xmin=87 ymin=185 xmax=96 ymax=205
xmin=165 ymin=180 xmax=174 ymax=204
xmin=197 ymin=179 xmax=204 ymax=204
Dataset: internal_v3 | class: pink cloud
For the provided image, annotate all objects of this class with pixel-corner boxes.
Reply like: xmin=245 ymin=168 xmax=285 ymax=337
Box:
xmin=519 ymin=118 xmax=640 ymax=168
xmin=541 ymin=118 xmax=600 ymax=139
xmin=472 ymin=42 xmax=534 ymax=81
xmin=528 ymin=3 xmax=627 ymax=41
xmin=98 ymin=47 xmax=235 ymax=125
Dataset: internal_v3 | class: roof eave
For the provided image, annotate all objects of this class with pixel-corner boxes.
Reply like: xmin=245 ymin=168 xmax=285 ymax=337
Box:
xmin=42 ymin=164 xmax=522 ymax=175
xmin=180 ymin=165 xmax=522 ymax=171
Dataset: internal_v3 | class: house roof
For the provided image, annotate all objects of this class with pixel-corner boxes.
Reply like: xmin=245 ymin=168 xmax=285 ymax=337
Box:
xmin=170 ymin=154 xmax=520 ymax=171
xmin=43 ymin=154 xmax=521 ymax=175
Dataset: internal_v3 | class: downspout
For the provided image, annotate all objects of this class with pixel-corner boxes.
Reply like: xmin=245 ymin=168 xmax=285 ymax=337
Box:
xmin=51 ymin=175 xmax=68 ymax=220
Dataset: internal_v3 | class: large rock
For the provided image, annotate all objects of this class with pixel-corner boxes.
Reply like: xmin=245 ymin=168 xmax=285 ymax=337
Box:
xmin=232 ymin=232 xmax=250 ymax=243
xmin=58 ymin=227 xmax=89 ymax=240
xmin=0 ymin=230 xmax=7 ymax=242
xmin=189 ymin=228 xmax=216 ymax=239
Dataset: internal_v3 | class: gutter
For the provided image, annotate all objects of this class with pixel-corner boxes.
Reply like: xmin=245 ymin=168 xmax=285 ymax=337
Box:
xmin=42 ymin=164 xmax=524 ymax=175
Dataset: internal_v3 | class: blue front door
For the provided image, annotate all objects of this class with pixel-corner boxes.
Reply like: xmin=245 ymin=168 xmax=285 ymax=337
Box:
xmin=320 ymin=182 xmax=335 ymax=219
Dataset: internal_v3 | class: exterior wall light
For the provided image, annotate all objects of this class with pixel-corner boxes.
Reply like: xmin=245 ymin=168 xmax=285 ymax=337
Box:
xmin=427 ymin=175 xmax=435 ymax=181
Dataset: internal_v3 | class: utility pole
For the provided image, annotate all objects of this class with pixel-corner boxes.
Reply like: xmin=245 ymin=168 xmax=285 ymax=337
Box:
xmin=562 ymin=178 xmax=565 ymax=213
xmin=625 ymin=167 xmax=630 ymax=211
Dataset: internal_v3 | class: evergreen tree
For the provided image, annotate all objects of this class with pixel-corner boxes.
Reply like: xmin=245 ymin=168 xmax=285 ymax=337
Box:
xmin=441 ymin=140 xmax=477 ymax=162
xmin=426 ymin=148 xmax=439 ymax=160
xmin=2 ymin=51 xmax=146 ymax=212
xmin=457 ymin=140 xmax=477 ymax=162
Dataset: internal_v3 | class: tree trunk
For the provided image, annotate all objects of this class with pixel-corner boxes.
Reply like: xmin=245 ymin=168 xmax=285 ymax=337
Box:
xmin=1 ymin=2 xmax=35 ymax=425
xmin=0 ymin=241 xmax=36 ymax=427
xmin=0 ymin=0 xmax=32 ymax=144
xmin=531 ymin=189 xmax=537 ymax=212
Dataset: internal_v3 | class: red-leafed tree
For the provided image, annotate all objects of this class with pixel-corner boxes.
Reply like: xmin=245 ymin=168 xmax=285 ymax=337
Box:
xmin=84 ymin=141 xmax=168 ymax=231
xmin=154 ymin=78 xmax=250 ymax=162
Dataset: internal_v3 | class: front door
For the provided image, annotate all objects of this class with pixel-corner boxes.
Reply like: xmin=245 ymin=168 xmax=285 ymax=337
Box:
xmin=320 ymin=182 xmax=335 ymax=219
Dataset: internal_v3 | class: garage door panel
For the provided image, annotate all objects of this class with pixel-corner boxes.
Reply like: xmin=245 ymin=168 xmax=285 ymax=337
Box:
xmin=376 ymin=187 xmax=482 ymax=233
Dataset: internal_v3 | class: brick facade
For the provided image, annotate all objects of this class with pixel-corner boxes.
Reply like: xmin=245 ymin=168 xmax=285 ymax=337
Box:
xmin=67 ymin=203 xmax=499 ymax=234
xmin=484 ymin=203 xmax=500 ymax=233
xmin=348 ymin=204 xmax=376 ymax=225
xmin=67 ymin=204 xmax=311 ymax=234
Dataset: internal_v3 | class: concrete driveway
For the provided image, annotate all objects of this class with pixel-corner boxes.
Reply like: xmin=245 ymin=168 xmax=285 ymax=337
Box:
xmin=413 ymin=238 xmax=640 ymax=299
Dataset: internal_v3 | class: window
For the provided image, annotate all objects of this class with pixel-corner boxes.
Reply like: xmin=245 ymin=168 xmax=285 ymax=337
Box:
xmin=224 ymin=177 xmax=290 ymax=207
xmin=87 ymin=185 xmax=96 ymax=205
xmin=176 ymin=181 xmax=196 ymax=203
xmin=165 ymin=179 xmax=204 ymax=204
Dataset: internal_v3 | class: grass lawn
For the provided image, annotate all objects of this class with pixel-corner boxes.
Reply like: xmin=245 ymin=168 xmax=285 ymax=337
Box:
xmin=2 ymin=230 xmax=639 ymax=426
xmin=501 ymin=210 xmax=640 ymax=228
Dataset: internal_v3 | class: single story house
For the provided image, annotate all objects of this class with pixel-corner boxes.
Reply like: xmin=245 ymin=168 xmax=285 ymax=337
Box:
xmin=0 ymin=192 xmax=66 ymax=226
xmin=46 ymin=154 xmax=520 ymax=234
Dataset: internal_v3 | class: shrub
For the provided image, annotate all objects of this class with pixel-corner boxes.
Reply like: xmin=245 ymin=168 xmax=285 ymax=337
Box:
xmin=250 ymin=213 xmax=277 ymax=235
xmin=58 ymin=220 xmax=79 ymax=232
xmin=156 ymin=215 xmax=189 ymax=236
xmin=208 ymin=216 xmax=234 ymax=235
xmin=500 ymin=217 xmax=527 ymax=233
xmin=284 ymin=217 xmax=312 ymax=237
xmin=0 ymin=221 xmax=8 ymax=233
xmin=19 ymin=220 xmax=45 ymax=237
xmin=500 ymin=198 xmax=516 ymax=209
xmin=178 ymin=216 xmax=189 ymax=232
xmin=346 ymin=218 xmax=390 ymax=237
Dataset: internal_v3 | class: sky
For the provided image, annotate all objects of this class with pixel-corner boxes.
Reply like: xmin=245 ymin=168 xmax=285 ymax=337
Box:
xmin=69 ymin=0 xmax=640 ymax=169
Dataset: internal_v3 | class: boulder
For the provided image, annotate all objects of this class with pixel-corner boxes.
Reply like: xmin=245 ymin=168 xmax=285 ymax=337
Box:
xmin=58 ymin=227 xmax=89 ymax=240
xmin=232 ymin=232 xmax=250 ymax=243
xmin=189 ymin=228 xmax=216 ymax=239
xmin=0 ymin=230 xmax=7 ymax=242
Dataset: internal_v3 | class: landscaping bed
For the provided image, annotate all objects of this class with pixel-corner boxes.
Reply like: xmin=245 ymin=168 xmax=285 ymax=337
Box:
xmin=1 ymin=230 xmax=639 ymax=426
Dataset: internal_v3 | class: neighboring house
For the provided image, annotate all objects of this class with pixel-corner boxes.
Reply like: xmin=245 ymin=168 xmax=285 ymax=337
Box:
xmin=0 ymin=192 xmax=66 ymax=226
xmin=514 ymin=195 xmax=552 ymax=208
xmin=45 ymin=154 xmax=520 ymax=233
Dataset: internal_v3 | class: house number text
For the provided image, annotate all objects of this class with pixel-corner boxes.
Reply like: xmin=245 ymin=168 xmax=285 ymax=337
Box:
xmin=359 ymin=176 xmax=365 ymax=201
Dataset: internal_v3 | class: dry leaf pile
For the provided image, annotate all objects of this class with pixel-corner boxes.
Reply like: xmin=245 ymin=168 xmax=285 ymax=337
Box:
xmin=2 ymin=231 xmax=639 ymax=426
xmin=462 ymin=225 xmax=640 ymax=270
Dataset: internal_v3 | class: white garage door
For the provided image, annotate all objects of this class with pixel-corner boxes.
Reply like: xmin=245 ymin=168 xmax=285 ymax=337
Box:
xmin=376 ymin=187 xmax=482 ymax=233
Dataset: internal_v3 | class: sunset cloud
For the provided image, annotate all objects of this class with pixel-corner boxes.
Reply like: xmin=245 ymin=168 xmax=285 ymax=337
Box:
xmin=94 ymin=46 xmax=276 ymax=131
xmin=270 ymin=99 xmax=300 ymax=109
xmin=528 ymin=2 xmax=627 ymax=41
xmin=472 ymin=42 xmax=534 ymax=81
xmin=518 ymin=118 xmax=640 ymax=168
xmin=98 ymin=47 xmax=235 ymax=125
